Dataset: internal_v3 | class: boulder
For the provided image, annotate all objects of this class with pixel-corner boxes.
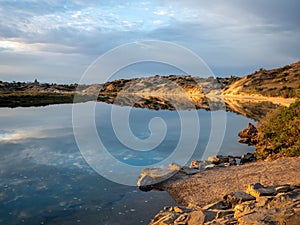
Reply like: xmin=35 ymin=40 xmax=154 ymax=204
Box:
xmin=207 ymin=155 xmax=230 ymax=165
xmin=223 ymin=191 xmax=255 ymax=207
xmin=240 ymin=153 xmax=256 ymax=164
xmin=238 ymin=123 xmax=258 ymax=145
xmin=245 ymin=183 xmax=276 ymax=198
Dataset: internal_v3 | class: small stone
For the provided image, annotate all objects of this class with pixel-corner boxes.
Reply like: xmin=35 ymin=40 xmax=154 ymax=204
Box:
xmin=180 ymin=167 xmax=199 ymax=175
xmin=173 ymin=206 xmax=184 ymax=214
xmin=234 ymin=201 xmax=256 ymax=219
xmin=187 ymin=211 xmax=205 ymax=225
xmin=168 ymin=162 xmax=181 ymax=171
xmin=205 ymin=164 xmax=216 ymax=170
xmin=150 ymin=211 xmax=178 ymax=225
xmin=275 ymin=184 xmax=291 ymax=193
xmin=208 ymin=155 xmax=229 ymax=165
xmin=255 ymin=196 xmax=274 ymax=207
xmin=164 ymin=206 xmax=173 ymax=211
xmin=189 ymin=160 xmax=200 ymax=169
xmin=202 ymin=201 xmax=229 ymax=210
xmin=224 ymin=191 xmax=255 ymax=207
xmin=216 ymin=209 xmax=234 ymax=219
xmin=208 ymin=156 xmax=220 ymax=164
xmin=174 ymin=213 xmax=189 ymax=224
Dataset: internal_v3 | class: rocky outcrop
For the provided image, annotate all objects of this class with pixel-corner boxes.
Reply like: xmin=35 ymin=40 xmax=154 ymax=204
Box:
xmin=149 ymin=183 xmax=300 ymax=225
xmin=238 ymin=123 xmax=258 ymax=145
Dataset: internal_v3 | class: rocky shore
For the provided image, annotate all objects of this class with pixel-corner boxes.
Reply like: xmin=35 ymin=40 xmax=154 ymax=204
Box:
xmin=138 ymin=156 xmax=300 ymax=224
xmin=149 ymin=182 xmax=300 ymax=224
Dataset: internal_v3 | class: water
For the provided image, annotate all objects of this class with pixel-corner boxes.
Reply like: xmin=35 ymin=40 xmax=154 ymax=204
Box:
xmin=0 ymin=102 xmax=254 ymax=225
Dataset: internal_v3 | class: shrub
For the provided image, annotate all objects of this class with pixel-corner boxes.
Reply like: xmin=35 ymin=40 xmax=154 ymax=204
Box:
xmin=255 ymin=99 xmax=300 ymax=159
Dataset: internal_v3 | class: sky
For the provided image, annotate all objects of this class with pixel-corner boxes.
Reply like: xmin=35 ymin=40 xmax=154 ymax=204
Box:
xmin=0 ymin=0 xmax=299 ymax=83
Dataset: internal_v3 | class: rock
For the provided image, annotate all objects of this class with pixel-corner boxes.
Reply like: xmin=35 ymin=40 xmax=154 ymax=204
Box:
xmin=202 ymin=201 xmax=229 ymax=211
xmin=189 ymin=160 xmax=211 ymax=170
xmin=207 ymin=156 xmax=220 ymax=164
xmin=223 ymin=191 xmax=255 ymax=207
xmin=204 ymin=164 xmax=216 ymax=170
xmin=174 ymin=213 xmax=189 ymax=224
xmin=240 ymin=153 xmax=256 ymax=164
xmin=238 ymin=123 xmax=258 ymax=145
xmin=245 ymin=183 xmax=276 ymax=198
xmin=149 ymin=185 xmax=300 ymax=225
xmin=275 ymin=184 xmax=291 ymax=193
xmin=215 ymin=209 xmax=235 ymax=219
xmin=234 ymin=201 xmax=256 ymax=220
xmin=187 ymin=211 xmax=205 ymax=225
xmin=180 ymin=167 xmax=199 ymax=175
xmin=189 ymin=160 xmax=200 ymax=169
xmin=137 ymin=168 xmax=177 ymax=191
xmin=173 ymin=206 xmax=184 ymax=214
xmin=150 ymin=211 xmax=179 ymax=225
xmin=208 ymin=155 xmax=230 ymax=165
xmin=169 ymin=163 xmax=182 ymax=171
xmin=255 ymin=196 xmax=274 ymax=207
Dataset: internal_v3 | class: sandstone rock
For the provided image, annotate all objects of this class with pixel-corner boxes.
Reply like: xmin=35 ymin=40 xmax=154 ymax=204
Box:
xmin=169 ymin=163 xmax=182 ymax=171
xmin=189 ymin=160 xmax=200 ymax=169
xmin=189 ymin=160 xmax=211 ymax=170
xmin=208 ymin=155 xmax=230 ymax=165
xmin=223 ymin=191 xmax=255 ymax=207
xmin=245 ymin=183 xmax=276 ymax=198
xmin=149 ymin=185 xmax=300 ymax=225
xmin=174 ymin=213 xmax=189 ymax=224
xmin=187 ymin=211 xmax=205 ymax=225
xmin=173 ymin=206 xmax=184 ymax=214
xmin=202 ymin=201 xmax=229 ymax=211
xmin=255 ymin=196 xmax=274 ymax=207
xmin=234 ymin=201 xmax=256 ymax=220
xmin=215 ymin=209 xmax=235 ymax=219
xmin=150 ymin=211 xmax=180 ymax=225
xmin=207 ymin=156 xmax=220 ymax=164
xmin=137 ymin=168 xmax=177 ymax=191
xmin=238 ymin=123 xmax=258 ymax=145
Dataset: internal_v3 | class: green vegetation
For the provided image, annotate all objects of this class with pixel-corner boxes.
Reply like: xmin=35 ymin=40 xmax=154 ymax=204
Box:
xmin=255 ymin=99 xmax=300 ymax=159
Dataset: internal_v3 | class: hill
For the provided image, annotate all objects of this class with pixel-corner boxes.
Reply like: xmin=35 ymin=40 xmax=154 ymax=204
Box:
xmin=223 ymin=61 xmax=300 ymax=98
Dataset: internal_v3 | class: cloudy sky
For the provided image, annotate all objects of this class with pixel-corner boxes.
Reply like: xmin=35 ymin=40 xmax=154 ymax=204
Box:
xmin=0 ymin=0 xmax=299 ymax=83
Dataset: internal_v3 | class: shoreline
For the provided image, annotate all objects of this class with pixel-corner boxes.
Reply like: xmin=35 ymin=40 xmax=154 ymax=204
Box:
xmin=139 ymin=156 xmax=300 ymax=224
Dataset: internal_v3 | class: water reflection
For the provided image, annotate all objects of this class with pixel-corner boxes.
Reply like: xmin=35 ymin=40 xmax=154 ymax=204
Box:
xmin=0 ymin=102 xmax=254 ymax=225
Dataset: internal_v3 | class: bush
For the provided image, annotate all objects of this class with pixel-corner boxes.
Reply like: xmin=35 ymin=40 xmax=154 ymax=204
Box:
xmin=255 ymin=99 xmax=300 ymax=159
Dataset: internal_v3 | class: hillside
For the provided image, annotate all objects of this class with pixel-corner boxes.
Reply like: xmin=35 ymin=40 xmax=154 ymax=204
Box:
xmin=223 ymin=61 xmax=300 ymax=98
xmin=95 ymin=75 xmax=239 ymax=96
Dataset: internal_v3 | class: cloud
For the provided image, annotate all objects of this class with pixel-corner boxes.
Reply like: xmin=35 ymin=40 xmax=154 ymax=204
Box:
xmin=0 ymin=0 xmax=299 ymax=82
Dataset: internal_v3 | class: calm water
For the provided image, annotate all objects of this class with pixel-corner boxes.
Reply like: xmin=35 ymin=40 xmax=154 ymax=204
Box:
xmin=0 ymin=102 xmax=254 ymax=225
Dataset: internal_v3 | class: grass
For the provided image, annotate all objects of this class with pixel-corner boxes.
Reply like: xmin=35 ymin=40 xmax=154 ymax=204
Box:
xmin=255 ymin=99 xmax=300 ymax=159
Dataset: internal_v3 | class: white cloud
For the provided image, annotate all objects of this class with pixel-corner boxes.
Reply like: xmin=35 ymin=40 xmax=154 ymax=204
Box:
xmin=154 ymin=10 xmax=168 ymax=16
xmin=0 ymin=0 xmax=299 ymax=82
